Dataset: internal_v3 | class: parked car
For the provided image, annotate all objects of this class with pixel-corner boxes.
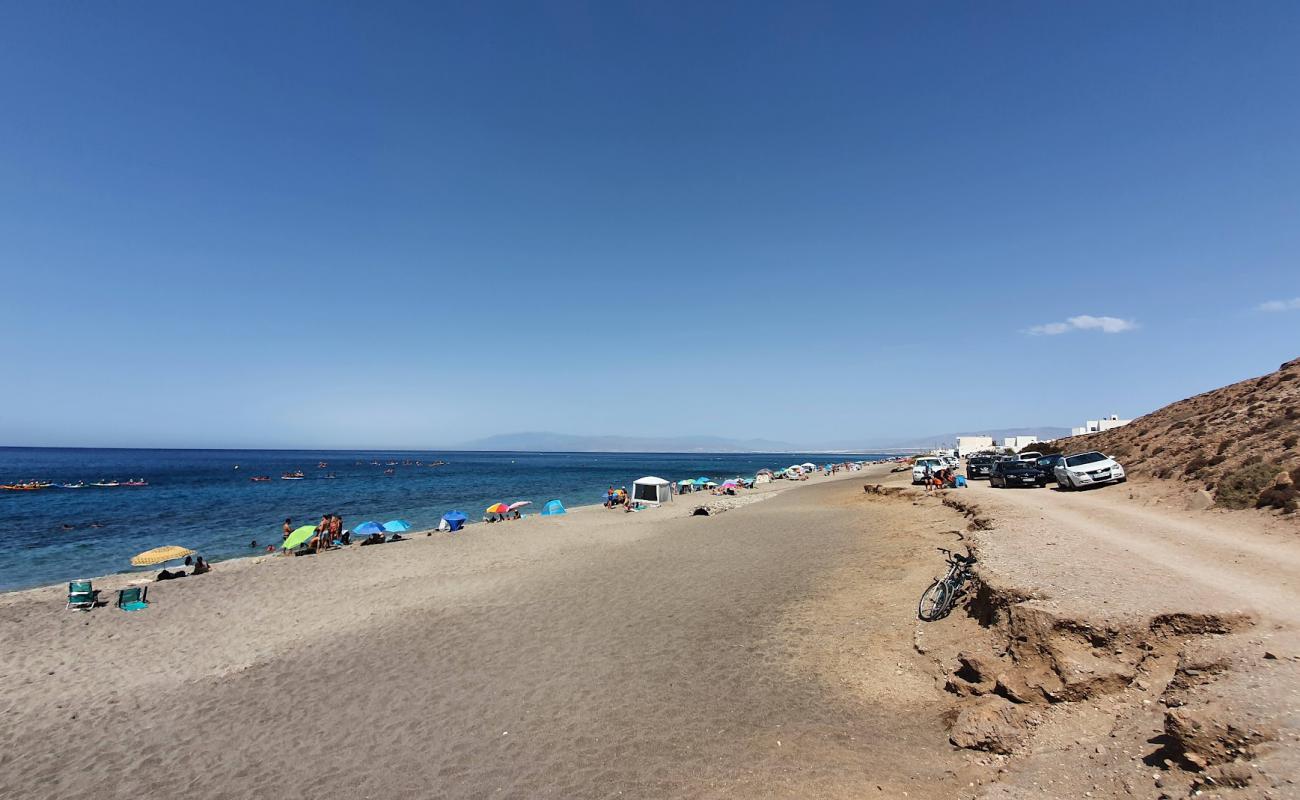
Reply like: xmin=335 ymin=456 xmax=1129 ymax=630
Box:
xmin=1034 ymin=453 xmax=1065 ymax=484
xmin=911 ymin=457 xmax=946 ymax=485
xmin=990 ymin=458 xmax=1046 ymax=488
xmin=966 ymin=455 xmax=995 ymax=480
xmin=1054 ymin=451 xmax=1126 ymax=490
xmin=1017 ymin=451 xmax=1042 ymax=462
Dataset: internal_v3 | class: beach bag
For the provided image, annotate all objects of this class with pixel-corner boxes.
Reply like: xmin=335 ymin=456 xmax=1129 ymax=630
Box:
xmin=955 ymin=475 xmax=967 ymax=488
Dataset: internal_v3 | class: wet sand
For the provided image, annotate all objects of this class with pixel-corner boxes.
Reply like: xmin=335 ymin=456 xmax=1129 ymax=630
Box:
xmin=0 ymin=467 xmax=976 ymax=799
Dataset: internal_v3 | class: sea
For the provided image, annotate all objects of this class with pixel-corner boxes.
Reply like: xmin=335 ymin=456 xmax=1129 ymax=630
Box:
xmin=0 ymin=447 xmax=889 ymax=592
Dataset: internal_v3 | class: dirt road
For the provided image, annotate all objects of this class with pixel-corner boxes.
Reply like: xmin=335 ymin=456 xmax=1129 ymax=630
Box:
xmin=963 ymin=478 xmax=1300 ymax=625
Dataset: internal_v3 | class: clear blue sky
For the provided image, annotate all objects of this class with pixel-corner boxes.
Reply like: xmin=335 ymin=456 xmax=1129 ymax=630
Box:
xmin=2 ymin=2 xmax=1298 ymax=449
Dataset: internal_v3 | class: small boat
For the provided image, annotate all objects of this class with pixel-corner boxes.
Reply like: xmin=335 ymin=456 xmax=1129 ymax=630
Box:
xmin=383 ymin=468 xmax=395 ymax=476
xmin=90 ymin=480 xmax=120 ymax=488
xmin=281 ymin=472 xmax=305 ymax=480
xmin=317 ymin=462 xmax=328 ymax=469
xmin=428 ymin=460 xmax=447 ymax=467
xmin=2 ymin=483 xmax=44 ymax=491
xmin=250 ymin=476 xmax=272 ymax=482
xmin=122 ymin=479 xmax=148 ymax=487
xmin=60 ymin=482 xmax=86 ymax=489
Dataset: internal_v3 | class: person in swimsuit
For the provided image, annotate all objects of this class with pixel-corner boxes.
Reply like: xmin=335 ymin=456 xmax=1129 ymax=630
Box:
xmin=283 ymin=518 xmax=292 ymax=540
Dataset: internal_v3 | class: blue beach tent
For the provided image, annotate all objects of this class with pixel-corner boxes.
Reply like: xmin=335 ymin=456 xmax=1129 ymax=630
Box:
xmin=541 ymin=499 xmax=566 ymax=516
xmin=441 ymin=511 xmax=468 ymax=532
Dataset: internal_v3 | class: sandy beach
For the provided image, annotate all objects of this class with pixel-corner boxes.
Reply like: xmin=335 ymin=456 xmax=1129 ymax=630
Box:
xmin=0 ymin=466 xmax=984 ymax=799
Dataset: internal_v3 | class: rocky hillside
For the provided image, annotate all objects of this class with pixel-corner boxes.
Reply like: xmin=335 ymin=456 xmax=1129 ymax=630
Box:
xmin=1041 ymin=357 xmax=1300 ymax=512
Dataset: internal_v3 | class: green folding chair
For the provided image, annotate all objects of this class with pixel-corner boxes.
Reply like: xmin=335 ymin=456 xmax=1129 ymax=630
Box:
xmin=67 ymin=580 xmax=97 ymax=611
xmin=116 ymin=586 xmax=149 ymax=612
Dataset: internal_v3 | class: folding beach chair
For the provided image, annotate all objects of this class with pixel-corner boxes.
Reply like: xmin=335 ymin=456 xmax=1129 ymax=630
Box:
xmin=116 ymin=586 xmax=149 ymax=612
xmin=67 ymin=580 xmax=97 ymax=611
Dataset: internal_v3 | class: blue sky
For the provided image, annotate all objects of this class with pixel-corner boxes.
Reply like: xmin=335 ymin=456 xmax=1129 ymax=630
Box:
xmin=1 ymin=2 xmax=1298 ymax=449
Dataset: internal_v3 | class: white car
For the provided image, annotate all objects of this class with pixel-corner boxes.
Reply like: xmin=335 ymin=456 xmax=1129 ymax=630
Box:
xmin=1054 ymin=451 xmax=1126 ymax=490
xmin=912 ymin=457 xmax=946 ymax=484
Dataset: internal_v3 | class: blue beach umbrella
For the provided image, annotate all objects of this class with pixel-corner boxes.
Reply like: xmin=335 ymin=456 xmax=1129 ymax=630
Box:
xmin=695 ymin=476 xmax=710 ymax=484
xmin=382 ymin=520 xmax=412 ymax=532
xmin=354 ymin=521 xmax=384 ymax=535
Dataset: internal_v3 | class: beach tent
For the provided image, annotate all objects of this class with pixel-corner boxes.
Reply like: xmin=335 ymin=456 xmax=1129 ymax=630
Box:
xmin=440 ymin=511 xmax=468 ymax=532
xmin=541 ymin=499 xmax=566 ymax=516
xmin=631 ymin=476 xmax=672 ymax=505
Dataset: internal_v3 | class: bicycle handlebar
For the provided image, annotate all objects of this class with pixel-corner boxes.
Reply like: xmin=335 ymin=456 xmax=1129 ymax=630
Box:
xmin=937 ymin=547 xmax=976 ymax=564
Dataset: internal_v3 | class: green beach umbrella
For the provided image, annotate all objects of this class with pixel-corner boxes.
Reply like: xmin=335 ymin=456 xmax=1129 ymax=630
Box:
xmin=283 ymin=524 xmax=318 ymax=549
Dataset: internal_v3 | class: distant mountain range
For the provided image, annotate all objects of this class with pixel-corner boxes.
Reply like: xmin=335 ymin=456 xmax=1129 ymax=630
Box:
xmin=457 ymin=427 xmax=1071 ymax=453
xmin=862 ymin=427 xmax=1073 ymax=451
xmin=457 ymin=432 xmax=803 ymax=453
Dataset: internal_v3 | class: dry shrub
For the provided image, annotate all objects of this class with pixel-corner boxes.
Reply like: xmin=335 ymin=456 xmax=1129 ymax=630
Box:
xmin=1184 ymin=453 xmax=1211 ymax=476
xmin=1215 ymin=462 xmax=1280 ymax=509
xmin=1256 ymin=487 xmax=1299 ymax=514
xmin=1285 ymin=435 xmax=1299 ymax=449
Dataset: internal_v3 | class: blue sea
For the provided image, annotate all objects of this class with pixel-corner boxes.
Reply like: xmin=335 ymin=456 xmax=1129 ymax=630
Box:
xmin=0 ymin=448 xmax=886 ymax=592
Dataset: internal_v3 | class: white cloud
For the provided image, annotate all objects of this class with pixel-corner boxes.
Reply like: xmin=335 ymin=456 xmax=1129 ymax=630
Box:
xmin=1026 ymin=315 xmax=1137 ymax=336
xmin=1259 ymin=297 xmax=1300 ymax=312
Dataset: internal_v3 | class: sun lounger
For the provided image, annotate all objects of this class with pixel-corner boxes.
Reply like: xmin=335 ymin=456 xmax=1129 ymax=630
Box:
xmin=67 ymin=580 xmax=98 ymax=610
xmin=116 ymin=586 xmax=149 ymax=611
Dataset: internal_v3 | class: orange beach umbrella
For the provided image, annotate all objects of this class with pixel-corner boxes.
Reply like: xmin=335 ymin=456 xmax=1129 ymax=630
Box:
xmin=486 ymin=503 xmax=509 ymax=514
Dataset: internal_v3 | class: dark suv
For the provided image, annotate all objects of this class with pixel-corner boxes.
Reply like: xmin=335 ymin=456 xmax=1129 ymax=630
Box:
xmin=990 ymin=458 xmax=1046 ymax=488
xmin=1034 ymin=453 xmax=1065 ymax=484
xmin=966 ymin=456 xmax=995 ymax=479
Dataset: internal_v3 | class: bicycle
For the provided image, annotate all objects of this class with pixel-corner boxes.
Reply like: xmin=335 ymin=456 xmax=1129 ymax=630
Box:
xmin=917 ymin=547 xmax=976 ymax=621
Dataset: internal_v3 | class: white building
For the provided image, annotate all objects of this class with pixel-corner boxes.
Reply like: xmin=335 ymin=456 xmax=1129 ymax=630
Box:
xmin=955 ymin=436 xmax=995 ymax=457
xmin=1002 ymin=435 xmax=1039 ymax=452
xmin=1071 ymin=414 xmax=1131 ymax=436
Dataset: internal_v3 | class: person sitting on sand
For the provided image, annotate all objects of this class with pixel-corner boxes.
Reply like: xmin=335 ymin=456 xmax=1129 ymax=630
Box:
xmin=191 ymin=556 xmax=211 ymax=576
xmin=359 ymin=532 xmax=385 ymax=546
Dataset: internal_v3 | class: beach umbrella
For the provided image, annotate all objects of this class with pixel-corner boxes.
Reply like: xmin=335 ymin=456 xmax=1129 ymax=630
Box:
xmin=382 ymin=520 xmax=412 ymax=532
xmin=677 ymin=479 xmax=693 ymax=486
xmin=485 ymin=503 xmax=509 ymax=514
xmin=354 ymin=521 xmax=384 ymax=535
xmin=507 ymin=501 xmax=531 ymax=510
xmin=130 ymin=545 xmax=195 ymax=566
xmin=721 ymin=481 xmax=738 ymax=488
xmin=282 ymin=526 xmax=318 ymax=550
xmin=696 ymin=476 xmax=710 ymax=483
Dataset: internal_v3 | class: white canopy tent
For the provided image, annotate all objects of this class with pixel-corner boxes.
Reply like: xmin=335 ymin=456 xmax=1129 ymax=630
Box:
xmin=632 ymin=476 xmax=673 ymax=505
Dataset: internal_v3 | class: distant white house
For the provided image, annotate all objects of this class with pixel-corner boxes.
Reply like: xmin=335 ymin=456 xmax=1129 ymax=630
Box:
xmin=955 ymin=436 xmax=995 ymax=457
xmin=1002 ymin=436 xmax=1039 ymax=452
xmin=1071 ymin=414 xmax=1131 ymax=436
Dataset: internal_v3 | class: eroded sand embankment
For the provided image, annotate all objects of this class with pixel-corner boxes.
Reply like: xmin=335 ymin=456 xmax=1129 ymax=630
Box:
xmin=875 ymin=472 xmax=1300 ymax=799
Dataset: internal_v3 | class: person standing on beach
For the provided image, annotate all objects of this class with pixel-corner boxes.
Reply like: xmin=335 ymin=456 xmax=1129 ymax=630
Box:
xmin=282 ymin=518 xmax=292 ymax=540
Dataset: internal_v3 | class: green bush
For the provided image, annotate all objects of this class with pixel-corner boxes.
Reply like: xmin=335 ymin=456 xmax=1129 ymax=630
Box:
xmin=1216 ymin=462 xmax=1281 ymax=509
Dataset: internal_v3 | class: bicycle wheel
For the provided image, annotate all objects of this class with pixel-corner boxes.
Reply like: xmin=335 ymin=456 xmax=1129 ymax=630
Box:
xmin=918 ymin=579 xmax=952 ymax=621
